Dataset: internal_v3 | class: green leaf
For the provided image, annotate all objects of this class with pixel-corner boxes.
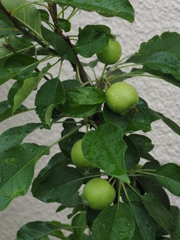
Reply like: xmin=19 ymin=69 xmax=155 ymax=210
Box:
xmin=122 ymin=187 xmax=156 ymax=240
xmin=58 ymin=86 xmax=105 ymax=118
xmin=126 ymin=32 xmax=180 ymax=86
xmin=140 ymin=152 xmax=159 ymax=162
xmin=35 ymin=77 xmax=66 ymax=128
xmin=32 ymin=166 xmax=84 ymax=203
xmin=7 ymin=35 xmax=33 ymax=52
xmin=67 ymin=205 xmax=87 ymax=220
xmin=16 ymin=221 xmax=62 ymax=240
xmin=44 ymin=0 xmax=134 ymax=22
xmin=86 ymin=208 xmax=101 ymax=230
xmin=0 ymin=45 xmax=11 ymax=59
xmin=62 ymin=191 xmax=83 ymax=208
xmin=69 ymin=233 xmax=92 ymax=240
xmin=0 ymin=20 xmax=19 ymax=38
xmin=40 ymin=237 xmax=50 ymax=240
xmin=62 ymin=79 xmax=82 ymax=90
xmin=131 ymin=202 xmax=155 ymax=239
xmin=174 ymin=216 xmax=180 ymax=240
xmin=103 ymin=103 xmax=129 ymax=133
xmin=126 ymin=98 xmax=151 ymax=133
xmin=71 ymin=212 xmax=87 ymax=240
xmin=144 ymin=65 xmax=180 ymax=88
xmin=0 ymin=143 xmax=49 ymax=211
xmin=139 ymin=170 xmax=170 ymax=210
xmin=169 ymin=206 xmax=180 ymax=240
xmin=139 ymin=32 xmax=180 ymax=58
xmin=0 ymin=54 xmax=39 ymax=85
xmin=58 ymin=18 xmax=71 ymax=32
xmin=8 ymin=72 xmax=44 ymax=113
xmin=39 ymin=9 xmax=49 ymax=21
xmin=81 ymin=59 xmax=99 ymax=69
xmin=170 ymin=205 xmax=180 ymax=222
xmin=82 ymin=123 xmax=129 ymax=182
xmin=0 ymin=9 xmax=12 ymax=23
xmin=0 ymin=100 xmax=29 ymax=122
xmin=58 ymin=119 xmax=85 ymax=159
xmin=144 ymin=52 xmax=180 ymax=80
xmin=1 ymin=0 xmax=42 ymax=37
xmin=92 ymin=203 xmax=135 ymax=240
xmin=0 ymin=123 xmax=41 ymax=153
xmin=128 ymin=134 xmax=154 ymax=153
xmin=42 ymin=26 xmax=77 ymax=64
xmin=48 ymin=221 xmax=72 ymax=239
xmin=128 ymin=134 xmax=155 ymax=162
xmin=31 ymin=152 xmax=69 ymax=194
xmin=138 ymin=162 xmax=161 ymax=188
xmin=149 ymin=108 xmax=180 ymax=136
xmin=155 ymin=163 xmax=180 ymax=197
xmin=127 ymin=32 xmax=180 ymax=63
xmin=124 ymin=135 xmax=140 ymax=170
xmin=5 ymin=53 xmax=38 ymax=70
xmin=75 ymin=25 xmax=109 ymax=58
xmin=141 ymin=193 xmax=174 ymax=234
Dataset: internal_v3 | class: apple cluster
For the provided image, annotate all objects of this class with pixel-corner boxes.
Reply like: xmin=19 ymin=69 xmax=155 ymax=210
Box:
xmin=97 ymin=38 xmax=139 ymax=115
xmin=71 ymin=39 xmax=139 ymax=211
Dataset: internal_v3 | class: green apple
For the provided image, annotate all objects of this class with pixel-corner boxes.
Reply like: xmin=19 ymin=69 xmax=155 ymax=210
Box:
xmin=105 ymin=82 xmax=139 ymax=115
xmin=97 ymin=38 xmax=122 ymax=65
xmin=71 ymin=139 xmax=94 ymax=168
xmin=83 ymin=178 xmax=116 ymax=210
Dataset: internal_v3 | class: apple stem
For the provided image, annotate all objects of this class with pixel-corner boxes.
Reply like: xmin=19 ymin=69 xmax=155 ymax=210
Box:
xmin=117 ymin=181 xmax=122 ymax=207
xmin=84 ymin=117 xmax=89 ymax=132
xmin=122 ymin=182 xmax=131 ymax=205
xmin=108 ymin=176 xmax=114 ymax=183
xmin=112 ymin=179 xmax=117 ymax=187
xmin=99 ymin=64 xmax=107 ymax=81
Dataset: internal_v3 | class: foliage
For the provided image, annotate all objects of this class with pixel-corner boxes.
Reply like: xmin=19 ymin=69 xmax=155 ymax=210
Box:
xmin=0 ymin=0 xmax=180 ymax=239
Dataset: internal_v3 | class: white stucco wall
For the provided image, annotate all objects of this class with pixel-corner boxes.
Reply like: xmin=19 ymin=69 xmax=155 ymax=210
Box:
xmin=1 ymin=1 xmax=180 ymax=239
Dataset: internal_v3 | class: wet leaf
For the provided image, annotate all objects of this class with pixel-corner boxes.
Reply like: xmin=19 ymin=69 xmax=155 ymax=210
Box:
xmin=35 ymin=77 xmax=65 ymax=128
xmin=8 ymin=72 xmax=43 ymax=113
xmin=16 ymin=221 xmax=68 ymax=240
xmin=0 ymin=101 xmax=29 ymax=123
xmin=82 ymin=123 xmax=129 ymax=182
xmin=31 ymin=152 xmax=69 ymax=194
xmin=43 ymin=0 xmax=134 ymax=22
xmin=126 ymin=98 xmax=151 ymax=133
xmin=58 ymin=86 xmax=105 ymax=118
xmin=0 ymin=123 xmax=41 ymax=153
xmin=127 ymin=32 xmax=180 ymax=63
xmin=92 ymin=203 xmax=135 ymax=240
xmin=32 ymin=166 xmax=84 ymax=203
xmin=103 ymin=103 xmax=129 ymax=133
xmin=75 ymin=25 xmax=109 ymax=57
xmin=155 ymin=163 xmax=180 ymax=197
xmin=0 ymin=143 xmax=49 ymax=211
xmin=141 ymin=193 xmax=174 ymax=234
xmin=149 ymin=108 xmax=180 ymax=136
xmin=71 ymin=212 xmax=87 ymax=240
xmin=122 ymin=187 xmax=156 ymax=240
xmin=124 ymin=135 xmax=140 ymax=170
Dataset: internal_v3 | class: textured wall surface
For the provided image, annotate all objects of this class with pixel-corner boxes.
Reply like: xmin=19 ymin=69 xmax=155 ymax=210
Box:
xmin=1 ymin=0 xmax=180 ymax=239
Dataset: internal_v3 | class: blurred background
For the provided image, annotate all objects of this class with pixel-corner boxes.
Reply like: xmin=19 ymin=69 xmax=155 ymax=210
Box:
xmin=1 ymin=0 xmax=180 ymax=239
